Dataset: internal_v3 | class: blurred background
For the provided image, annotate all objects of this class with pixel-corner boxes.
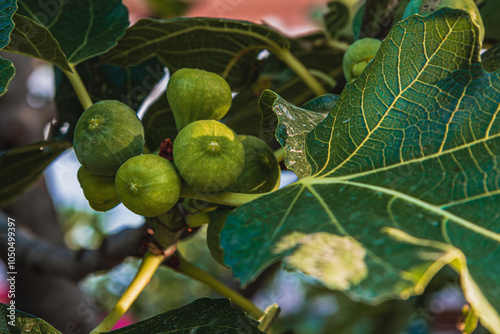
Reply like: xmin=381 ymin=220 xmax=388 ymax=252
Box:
xmin=0 ymin=0 xmax=488 ymax=333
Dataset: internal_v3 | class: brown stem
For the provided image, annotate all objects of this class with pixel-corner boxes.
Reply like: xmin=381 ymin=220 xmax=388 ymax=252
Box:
xmin=0 ymin=213 xmax=148 ymax=281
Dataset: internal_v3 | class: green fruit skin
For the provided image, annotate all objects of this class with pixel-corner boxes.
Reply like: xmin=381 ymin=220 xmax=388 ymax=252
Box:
xmin=77 ymin=166 xmax=120 ymax=212
xmin=115 ymin=154 xmax=181 ymax=217
xmin=403 ymin=0 xmax=484 ymax=42
xmin=225 ymin=135 xmax=280 ymax=194
xmin=173 ymin=120 xmax=244 ymax=192
xmin=343 ymin=38 xmax=382 ymax=83
xmin=167 ymin=68 xmax=232 ymax=130
xmin=73 ymin=100 xmax=145 ymax=176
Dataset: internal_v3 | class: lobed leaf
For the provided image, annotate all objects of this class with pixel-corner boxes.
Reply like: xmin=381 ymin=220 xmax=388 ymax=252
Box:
xmin=221 ymin=8 xmax=500 ymax=332
xmin=105 ymin=298 xmax=263 ymax=334
xmin=4 ymin=13 xmax=70 ymax=71
xmin=101 ymin=17 xmax=290 ymax=90
xmin=0 ymin=0 xmax=16 ymax=96
xmin=0 ymin=140 xmax=71 ymax=206
xmin=17 ymin=0 xmax=129 ymax=64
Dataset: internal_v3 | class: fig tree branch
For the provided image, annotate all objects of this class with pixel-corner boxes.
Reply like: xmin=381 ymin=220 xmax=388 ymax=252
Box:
xmin=0 ymin=213 xmax=148 ymax=281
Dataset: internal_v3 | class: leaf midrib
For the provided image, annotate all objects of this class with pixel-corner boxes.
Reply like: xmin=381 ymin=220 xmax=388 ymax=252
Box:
xmin=105 ymin=19 xmax=287 ymax=64
xmin=300 ymin=177 xmax=500 ymax=243
xmin=313 ymin=15 xmax=461 ymax=178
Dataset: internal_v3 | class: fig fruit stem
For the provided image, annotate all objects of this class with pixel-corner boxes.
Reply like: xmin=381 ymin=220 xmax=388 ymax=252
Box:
xmin=63 ymin=63 xmax=93 ymax=110
xmin=89 ymin=251 xmax=165 ymax=333
xmin=274 ymin=147 xmax=285 ymax=163
xmin=172 ymin=253 xmax=264 ymax=319
xmin=180 ymin=184 xmax=264 ymax=207
xmin=276 ymin=49 xmax=327 ymax=96
xmin=186 ymin=212 xmax=211 ymax=228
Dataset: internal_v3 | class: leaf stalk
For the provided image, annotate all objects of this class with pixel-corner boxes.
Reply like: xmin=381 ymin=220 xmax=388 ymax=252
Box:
xmin=275 ymin=49 xmax=327 ymax=96
xmin=180 ymin=184 xmax=264 ymax=207
xmin=170 ymin=253 xmax=264 ymax=319
xmin=62 ymin=63 xmax=93 ymax=111
xmin=89 ymin=251 xmax=165 ymax=333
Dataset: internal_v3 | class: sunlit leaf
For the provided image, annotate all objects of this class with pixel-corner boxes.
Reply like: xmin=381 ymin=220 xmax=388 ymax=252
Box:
xmin=259 ymin=91 xmax=339 ymax=178
xmin=221 ymin=9 xmax=500 ymax=332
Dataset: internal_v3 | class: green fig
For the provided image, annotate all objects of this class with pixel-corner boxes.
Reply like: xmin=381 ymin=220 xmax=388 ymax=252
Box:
xmin=343 ymin=38 xmax=382 ymax=83
xmin=77 ymin=166 xmax=120 ymax=212
xmin=73 ymin=100 xmax=145 ymax=176
xmin=166 ymin=68 xmax=232 ymax=130
xmin=173 ymin=120 xmax=244 ymax=192
xmin=225 ymin=135 xmax=280 ymax=194
xmin=115 ymin=154 xmax=181 ymax=217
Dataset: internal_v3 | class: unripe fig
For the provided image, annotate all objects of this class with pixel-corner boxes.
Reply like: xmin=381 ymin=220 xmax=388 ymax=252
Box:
xmin=77 ymin=166 xmax=120 ymax=212
xmin=225 ymin=135 xmax=280 ymax=194
xmin=173 ymin=120 xmax=244 ymax=192
xmin=343 ymin=38 xmax=382 ymax=83
xmin=403 ymin=0 xmax=484 ymax=42
xmin=115 ymin=154 xmax=181 ymax=217
xmin=166 ymin=68 xmax=232 ymax=130
xmin=73 ymin=100 xmax=145 ymax=176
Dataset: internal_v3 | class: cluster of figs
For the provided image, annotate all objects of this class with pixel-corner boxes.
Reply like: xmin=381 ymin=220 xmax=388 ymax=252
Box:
xmin=74 ymin=68 xmax=280 ymax=217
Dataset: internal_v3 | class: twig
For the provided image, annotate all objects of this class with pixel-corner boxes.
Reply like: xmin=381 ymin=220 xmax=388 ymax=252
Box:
xmin=166 ymin=253 xmax=264 ymax=319
xmin=90 ymin=249 xmax=169 ymax=333
xmin=0 ymin=215 xmax=148 ymax=281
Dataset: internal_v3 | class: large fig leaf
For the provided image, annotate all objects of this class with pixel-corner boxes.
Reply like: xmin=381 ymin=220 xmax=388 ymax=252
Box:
xmin=105 ymin=298 xmax=263 ymax=334
xmin=221 ymin=9 xmax=500 ymax=332
xmin=4 ymin=13 xmax=70 ymax=71
xmin=0 ymin=0 xmax=16 ymax=96
xmin=0 ymin=303 xmax=60 ymax=333
xmin=0 ymin=140 xmax=71 ymax=206
xmin=100 ymin=18 xmax=290 ymax=90
xmin=17 ymin=0 xmax=129 ymax=64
